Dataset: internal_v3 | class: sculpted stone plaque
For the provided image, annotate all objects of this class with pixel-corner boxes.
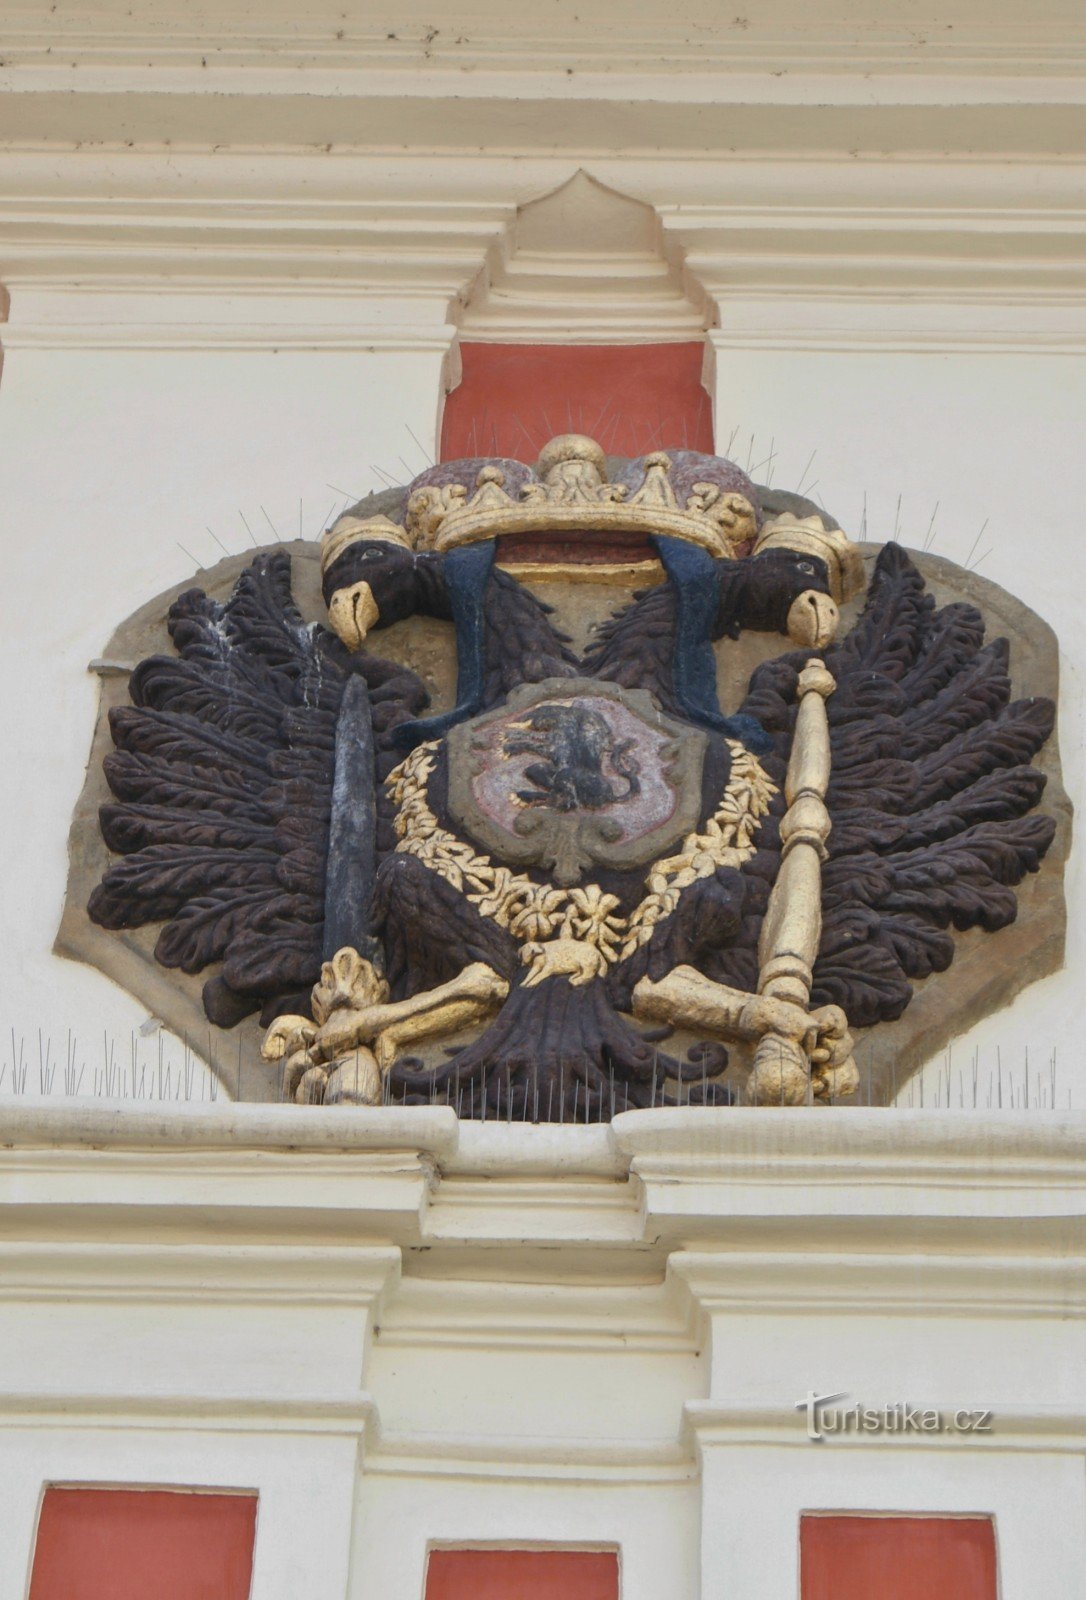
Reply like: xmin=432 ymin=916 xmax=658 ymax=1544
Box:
xmin=59 ymin=434 xmax=1068 ymax=1113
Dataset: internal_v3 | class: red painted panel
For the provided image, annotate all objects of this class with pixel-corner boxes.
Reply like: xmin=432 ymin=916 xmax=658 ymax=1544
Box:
xmin=800 ymin=1514 xmax=998 ymax=1600
xmin=425 ymin=1547 xmax=619 ymax=1600
xmin=29 ymin=1486 xmax=257 ymax=1600
xmin=440 ymin=341 xmax=713 ymax=463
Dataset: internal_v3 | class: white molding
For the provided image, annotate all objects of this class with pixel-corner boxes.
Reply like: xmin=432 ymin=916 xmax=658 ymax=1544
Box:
xmin=446 ymin=1121 xmax=623 ymax=1177
xmin=3 ymin=0 xmax=1086 ymax=76
xmin=0 ymin=1241 xmax=401 ymax=1308
xmin=0 ymin=1098 xmax=458 ymax=1153
xmin=684 ymin=1400 xmax=1086 ymax=1454
xmin=613 ymin=1108 xmax=1086 ymax=1227
xmin=0 ymin=1390 xmax=378 ymax=1436
xmin=709 ymin=329 xmax=1086 ymax=355
xmin=0 ymin=1151 xmax=441 ymax=1238
xmin=424 ymin=1177 xmax=643 ymax=1248
xmin=2 ymin=89 xmax=1085 ymax=162
xmin=0 ymin=320 xmax=460 ymax=353
xmin=667 ymin=1249 xmax=1086 ymax=1322
xmin=2 ymin=155 xmax=1085 ymax=354
xmin=374 ymin=1277 xmax=696 ymax=1354
xmin=0 ymin=154 xmax=1081 ymax=355
xmin=3 ymin=1106 xmax=1086 ymax=1559
xmin=4 ymin=9 xmax=1086 ymax=80
xmin=703 ymin=296 xmax=1086 ymax=356
xmin=9 ymin=296 xmax=1085 ymax=356
xmin=367 ymin=1429 xmax=694 ymax=1483
xmin=5 ymin=1102 xmax=1086 ymax=1195
xmin=5 ymin=1108 xmax=1086 ymax=1260
xmin=0 ymin=1107 xmax=453 ymax=1235
xmin=457 ymin=172 xmax=709 ymax=344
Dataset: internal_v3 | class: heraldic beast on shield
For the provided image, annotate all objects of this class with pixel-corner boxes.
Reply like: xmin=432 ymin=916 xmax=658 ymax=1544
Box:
xmin=78 ymin=433 xmax=1062 ymax=1113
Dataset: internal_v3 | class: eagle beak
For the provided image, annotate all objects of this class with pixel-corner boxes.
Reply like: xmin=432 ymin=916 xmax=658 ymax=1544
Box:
xmin=328 ymin=580 xmax=380 ymax=651
xmin=786 ymin=589 xmax=840 ymax=649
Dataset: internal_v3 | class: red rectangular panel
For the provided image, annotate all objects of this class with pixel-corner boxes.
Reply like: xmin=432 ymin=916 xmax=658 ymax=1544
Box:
xmin=800 ymin=1514 xmax=997 ymax=1600
xmin=29 ymin=1486 xmax=257 ymax=1600
xmin=425 ymin=1547 xmax=619 ymax=1600
xmin=441 ymin=341 xmax=713 ymax=463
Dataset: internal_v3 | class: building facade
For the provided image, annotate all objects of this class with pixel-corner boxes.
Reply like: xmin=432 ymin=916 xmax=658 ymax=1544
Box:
xmin=2 ymin=0 xmax=1085 ymax=1594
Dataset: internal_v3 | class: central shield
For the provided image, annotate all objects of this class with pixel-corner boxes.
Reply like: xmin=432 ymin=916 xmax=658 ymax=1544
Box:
xmin=447 ymin=678 xmax=707 ymax=885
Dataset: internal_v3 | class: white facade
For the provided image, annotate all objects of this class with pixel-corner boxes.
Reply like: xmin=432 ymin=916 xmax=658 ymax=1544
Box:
xmin=2 ymin=1106 xmax=1085 ymax=1596
xmin=1 ymin=1 xmax=1085 ymax=1593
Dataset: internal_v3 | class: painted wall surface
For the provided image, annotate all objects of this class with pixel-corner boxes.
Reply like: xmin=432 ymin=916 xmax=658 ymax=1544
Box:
xmin=28 ymin=1487 xmax=258 ymax=1600
xmin=424 ymin=1550 xmax=620 ymax=1600
xmin=799 ymin=1514 xmax=998 ymax=1600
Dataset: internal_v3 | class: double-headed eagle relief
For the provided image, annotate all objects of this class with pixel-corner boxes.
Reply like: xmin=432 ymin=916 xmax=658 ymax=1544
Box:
xmin=74 ymin=434 xmax=1065 ymax=1114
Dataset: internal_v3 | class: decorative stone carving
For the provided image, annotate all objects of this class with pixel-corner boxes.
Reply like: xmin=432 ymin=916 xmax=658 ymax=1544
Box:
xmin=64 ymin=434 xmax=1067 ymax=1114
xmin=447 ymin=679 xmax=708 ymax=887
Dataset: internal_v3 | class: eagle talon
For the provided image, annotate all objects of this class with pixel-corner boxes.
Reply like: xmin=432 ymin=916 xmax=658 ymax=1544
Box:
xmin=261 ymin=1014 xmax=317 ymax=1063
xmin=324 ymin=1048 xmax=383 ymax=1106
xmin=295 ymin=1064 xmax=330 ymax=1105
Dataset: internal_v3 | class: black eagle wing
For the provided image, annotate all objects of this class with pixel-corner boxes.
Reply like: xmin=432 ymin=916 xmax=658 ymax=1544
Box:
xmin=87 ymin=551 xmax=428 ymax=1026
xmin=740 ymin=542 xmax=1058 ymax=1028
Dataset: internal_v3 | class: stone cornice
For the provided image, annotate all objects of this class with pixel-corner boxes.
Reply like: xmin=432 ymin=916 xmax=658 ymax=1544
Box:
xmin=614 ymin=1108 xmax=1086 ymax=1231
xmin=5 ymin=1100 xmax=1085 ymax=1169
xmin=6 ymin=1099 xmax=1083 ymax=1156
xmin=4 ymin=1105 xmax=1086 ymax=1252
xmin=4 ymin=1109 xmax=1085 ymax=1434
xmin=0 ymin=1389 xmax=380 ymax=1435
xmin=682 ymin=1401 xmax=1086 ymax=1452
xmin=3 ymin=93 xmax=1086 ymax=159
xmin=4 ymin=17 xmax=1086 ymax=80
xmin=0 ymin=1099 xmax=459 ymax=1154
xmin=2 ymin=154 xmax=1084 ymax=354
xmin=667 ymin=1248 xmax=1086 ymax=1320
xmin=4 ymin=0 xmax=1086 ymax=95
xmin=365 ymin=1429 xmax=694 ymax=1482
xmin=0 ymin=1240 xmax=403 ymax=1306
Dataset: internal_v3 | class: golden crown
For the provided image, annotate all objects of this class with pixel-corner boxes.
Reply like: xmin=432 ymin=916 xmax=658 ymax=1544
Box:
xmin=321 ymin=434 xmax=863 ymax=600
xmin=405 ymin=434 xmax=759 ymax=559
xmin=752 ymin=512 xmax=865 ymax=603
xmin=320 ymin=513 xmax=412 ymax=573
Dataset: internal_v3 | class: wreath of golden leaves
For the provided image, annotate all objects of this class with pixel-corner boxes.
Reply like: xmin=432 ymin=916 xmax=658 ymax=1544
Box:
xmin=386 ymin=738 xmax=777 ymax=970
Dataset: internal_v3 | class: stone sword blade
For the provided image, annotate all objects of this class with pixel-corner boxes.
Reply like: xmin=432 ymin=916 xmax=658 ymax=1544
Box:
xmin=322 ymin=672 xmax=382 ymax=967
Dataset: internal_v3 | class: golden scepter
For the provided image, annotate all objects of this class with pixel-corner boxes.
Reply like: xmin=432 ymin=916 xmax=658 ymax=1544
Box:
xmin=747 ymin=657 xmax=858 ymax=1105
xmin=633 ymin=655 xmax=858 ymax=1106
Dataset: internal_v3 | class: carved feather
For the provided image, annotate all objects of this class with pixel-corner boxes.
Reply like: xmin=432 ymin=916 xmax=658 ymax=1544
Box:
xmin=482 ymin=568 xmax=578 ymax=706
xmin=374 ymin=850 xmax=519 ymax=999
xmin=582 ymin=582 xmax=681 ymax=716
xmin=89 ymin=552 xmax=429 ymax=1025
xmin=732 ymin=542 xmax=1058 ymax=1031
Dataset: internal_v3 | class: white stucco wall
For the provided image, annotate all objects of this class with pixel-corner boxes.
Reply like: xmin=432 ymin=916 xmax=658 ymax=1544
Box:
xmin=0 ymin=343 xmax=449 ymax=1104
